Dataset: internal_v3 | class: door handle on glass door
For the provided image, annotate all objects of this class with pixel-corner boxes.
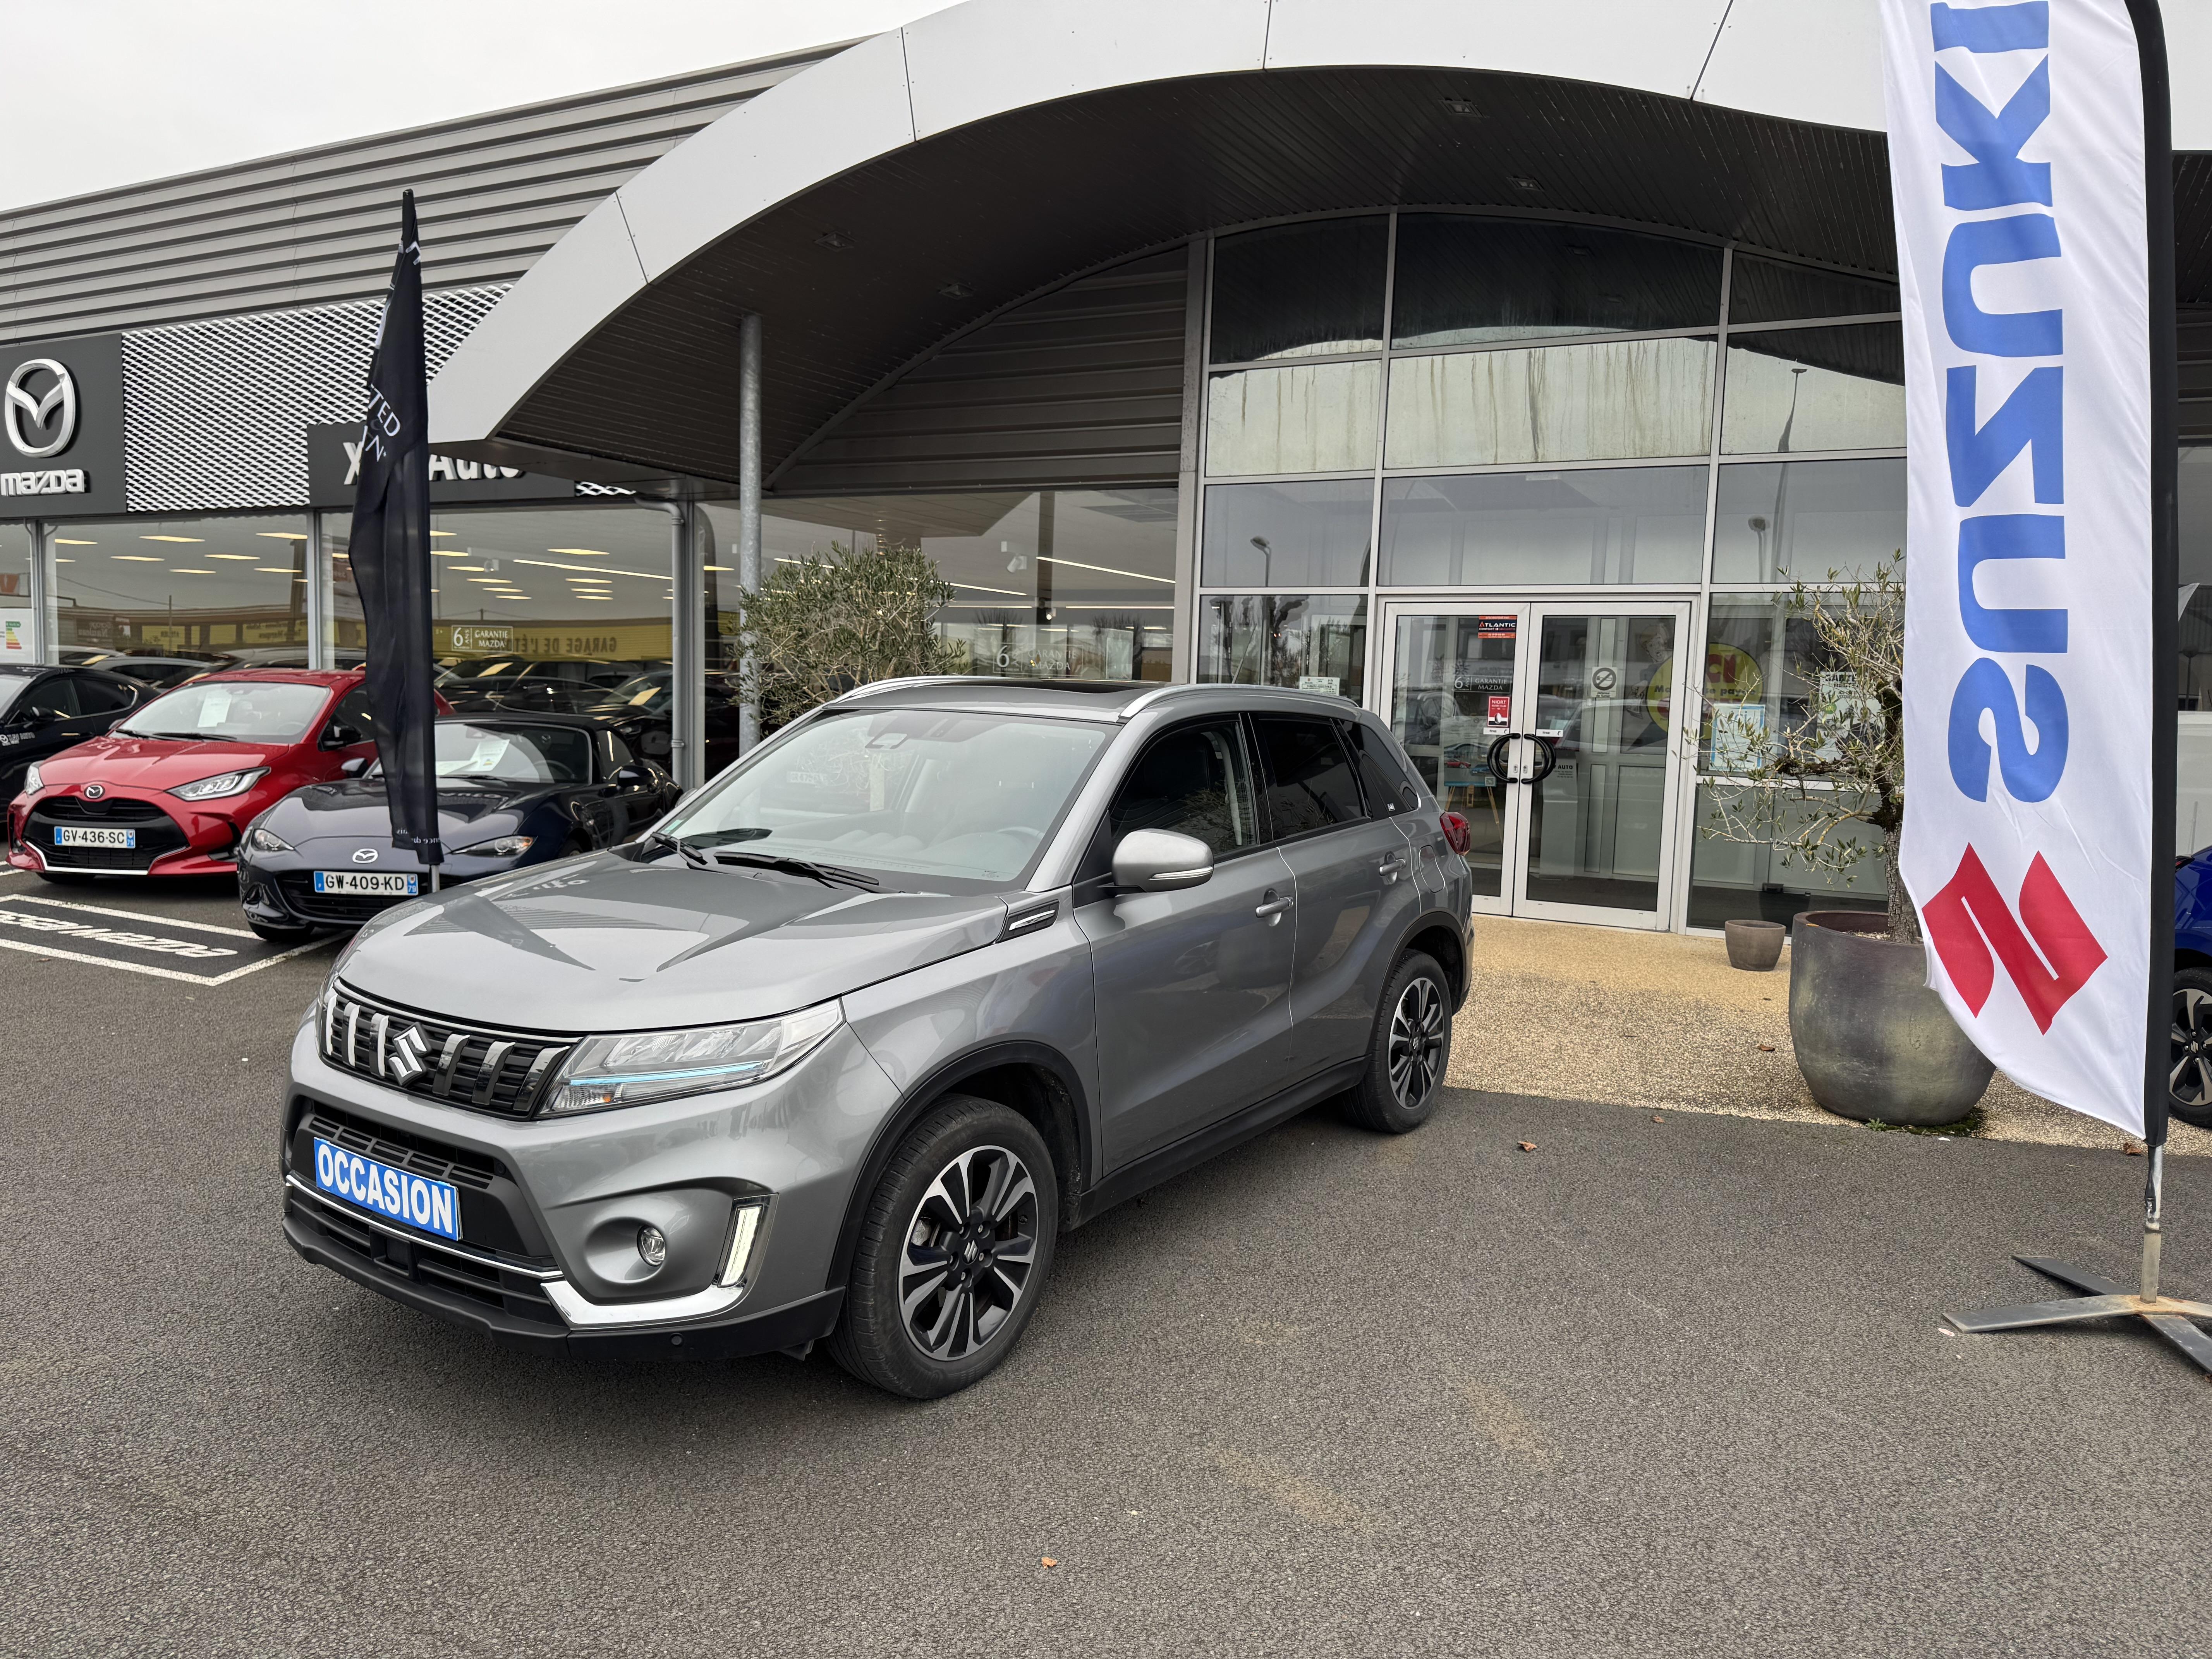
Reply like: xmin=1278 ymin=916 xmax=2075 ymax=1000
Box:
xmin=1254 ymin=890 xmax=1293 ymax=923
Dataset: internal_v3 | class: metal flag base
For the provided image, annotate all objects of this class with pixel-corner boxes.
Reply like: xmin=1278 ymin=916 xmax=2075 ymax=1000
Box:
xmin=1946 ymin=1256 xmax=2212 ymax=1374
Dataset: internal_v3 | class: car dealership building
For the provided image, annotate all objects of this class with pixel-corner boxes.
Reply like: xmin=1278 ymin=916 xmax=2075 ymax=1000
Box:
xmin=4 ymin=0 xmax=2210 ymax=934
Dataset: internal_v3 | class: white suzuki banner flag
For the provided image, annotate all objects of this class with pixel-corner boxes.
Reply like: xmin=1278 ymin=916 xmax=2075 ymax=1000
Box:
xmin=1883 ymin=0 xmax=2156 ymax=1136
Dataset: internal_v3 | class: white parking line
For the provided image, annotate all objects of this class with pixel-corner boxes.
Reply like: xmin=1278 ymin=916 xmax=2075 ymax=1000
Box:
xmin=0 ymin=893 xmax=335 ymax=984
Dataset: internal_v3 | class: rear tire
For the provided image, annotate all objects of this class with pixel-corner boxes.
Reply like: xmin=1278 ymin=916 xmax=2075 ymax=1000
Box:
xmin=2169 ymin=966 xmax=2212 ymax=1129
xmin=828 ymin=1094 xmax=1058 ymax=1399
xmin=1343 ymin=950 xmax=1452 ymax=1134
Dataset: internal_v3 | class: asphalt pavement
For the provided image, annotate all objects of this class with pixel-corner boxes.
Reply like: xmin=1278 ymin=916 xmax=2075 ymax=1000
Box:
xmin=4 ymin=867 xmax=2211 ymax=1658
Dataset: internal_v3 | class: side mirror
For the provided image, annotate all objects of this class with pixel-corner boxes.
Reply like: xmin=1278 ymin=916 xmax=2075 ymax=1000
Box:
xmin=321 ymin=723 xmax=364 ymax=750
xmin=1111 ymin=829 xmax=1214 ymax=894
xmin=338 ymin=755 xmax=372 ymax=777
xmin=611 ymin=761 xmax=655 ymax=787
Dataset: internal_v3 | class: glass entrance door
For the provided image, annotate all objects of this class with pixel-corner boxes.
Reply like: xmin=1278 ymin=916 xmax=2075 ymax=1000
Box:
xmin=1380 ymin=599 xmax=1694 ymax=928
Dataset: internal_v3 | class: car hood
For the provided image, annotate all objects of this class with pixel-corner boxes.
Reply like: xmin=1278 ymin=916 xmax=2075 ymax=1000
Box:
xmin=34 ymin=733 xmax=293 ymax=790
xmin=265 ymin=778 xmax=545 ymax=846
xmin=339 ymin=854 xmax=1015 ymax=1030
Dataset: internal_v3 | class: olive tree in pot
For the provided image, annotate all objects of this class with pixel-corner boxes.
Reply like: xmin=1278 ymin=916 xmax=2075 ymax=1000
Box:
xmin=1702 ymin=558 xmax=1994 ymax=1126
xmin=736 ymin=539 xmax=959 ymax=732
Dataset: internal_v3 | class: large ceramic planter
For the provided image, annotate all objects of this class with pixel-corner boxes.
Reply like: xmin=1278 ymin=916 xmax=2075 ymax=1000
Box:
xmin=1788 ymin=911 xmax=1994 ymax=1126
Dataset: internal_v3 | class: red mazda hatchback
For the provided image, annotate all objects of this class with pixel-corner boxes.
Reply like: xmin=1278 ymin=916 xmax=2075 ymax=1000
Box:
xmin=6 ymin=669 xmax=386 ymax=895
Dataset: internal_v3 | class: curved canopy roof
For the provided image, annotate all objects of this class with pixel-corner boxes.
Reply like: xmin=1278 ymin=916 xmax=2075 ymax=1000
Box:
xmin=428 ymin=0 xmax=2212 ymax=489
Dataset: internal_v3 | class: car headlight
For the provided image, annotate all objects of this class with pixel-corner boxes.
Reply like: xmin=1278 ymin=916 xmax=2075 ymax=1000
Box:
xmin=543 ymin=1001 xmax=843 ymax=1116
xmin=20 ymin=762 xmax=42 ymax=795
xmin=455 ymin=833 xmax=534 ymax=858
xmin=171 ymin=767 xmax=269 ymax=801
xmin=245 ymin=823 xmax=293 ymax=854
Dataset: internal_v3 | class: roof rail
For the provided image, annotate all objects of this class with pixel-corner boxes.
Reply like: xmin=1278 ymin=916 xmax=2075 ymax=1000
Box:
xmin=1116 ymin=682 xmax=1355 ymax=721
xmin=828 ymin=675 xmax=975 ymax=703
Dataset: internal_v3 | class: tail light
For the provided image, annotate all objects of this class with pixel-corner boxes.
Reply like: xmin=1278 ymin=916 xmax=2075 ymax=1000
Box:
xmin=1439 ymin=811 xmax=1472 ymax=855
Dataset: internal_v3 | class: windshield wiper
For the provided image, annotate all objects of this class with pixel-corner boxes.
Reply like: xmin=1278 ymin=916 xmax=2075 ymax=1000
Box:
xmin=709 ymin=850 xmax=879 ymax=889
xmin=642 ymin=830 xmax=713 ymax=870
xmin=120 ymin=730 xmax=208 ymax=740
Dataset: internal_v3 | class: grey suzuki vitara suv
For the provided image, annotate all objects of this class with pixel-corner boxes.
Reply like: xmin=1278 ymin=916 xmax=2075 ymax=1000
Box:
xmin=283 ymin=678 xmax=1474 ymax=1396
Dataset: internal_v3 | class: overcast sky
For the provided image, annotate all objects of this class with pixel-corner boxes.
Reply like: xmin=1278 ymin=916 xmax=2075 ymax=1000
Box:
xmin=4 ymin=0 xmax=942 ymax=211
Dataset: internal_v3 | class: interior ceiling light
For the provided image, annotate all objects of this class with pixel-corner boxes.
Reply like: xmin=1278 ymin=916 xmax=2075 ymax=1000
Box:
xmin=1036 ymin=554 xmax=1176 ymax=586
xmin=254 ymin=567 xmax=296 ymax=574
xmin=545 ymin=547 xmax=609 ymax=556
xmin=172 ymin=568 xmax=216 ymax=575
xmin=112 ymin=554 xmax=163 ymax=562
xmin=449 ymin=564 xmax=487 ymax=571
xmin=255 ymin=531 xmax=307 ymax=540
xmin=141 ymin=534 xmax=203 ymax=543
xmin=53 ymin=538 xmax=96 ymax=545
xmin=429 ymin=530 xmax=457 ymax=538
xmin=208 ymin=553 xmax=259 ymax=561
xmin=433 ymin=549 xmax=467 ymax=557
xmin=576 ymin=593 xmax=616 ymax=601
xmin=703 ymin=563 xmax=731 ymax=572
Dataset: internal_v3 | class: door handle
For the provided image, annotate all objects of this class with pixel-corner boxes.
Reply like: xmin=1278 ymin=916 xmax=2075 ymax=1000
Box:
xmin=1254 ymin=890 xmax=1293 ymax=923
xmin=1377 ymin=854 xmax=1407 ymax=882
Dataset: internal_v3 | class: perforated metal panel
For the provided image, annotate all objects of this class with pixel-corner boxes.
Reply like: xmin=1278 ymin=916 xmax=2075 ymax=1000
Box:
xmin=119 ymin=286 xmax=507 ymax=512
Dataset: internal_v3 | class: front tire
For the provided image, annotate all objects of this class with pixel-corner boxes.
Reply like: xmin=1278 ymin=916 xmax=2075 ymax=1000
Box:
xmin=1343 ymin=950 xmax=1452 ymax=1133
xmin=2169 ymin=966 xmax=2212 ymax=1128
xmin=828 ymin=1095 xmax=1057 ymax=1399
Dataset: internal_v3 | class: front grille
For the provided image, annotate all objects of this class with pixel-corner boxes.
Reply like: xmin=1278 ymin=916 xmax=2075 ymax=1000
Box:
xmin=322 ymin=982 xmax=574 ymax=1118
xmin=29 ymin=796 xmax=190 ymax=870
xmin=288 ymin=1188 xmax=562 ymax=1327
xmin=302 ymin=1104 xmax=498 ymax=1190
xmin=277 ymin=872 xmax=404 ymax=924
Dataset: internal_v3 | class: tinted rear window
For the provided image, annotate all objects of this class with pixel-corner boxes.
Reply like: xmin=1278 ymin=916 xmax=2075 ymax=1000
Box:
xmin=1342 ymin=720 xmax=1421 ymax=816
xmin=1253 ymin=715 xmax=1363 ymax=838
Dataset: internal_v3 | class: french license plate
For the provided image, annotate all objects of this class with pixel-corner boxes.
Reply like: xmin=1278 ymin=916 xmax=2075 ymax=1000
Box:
xmin=311 ymin=1136 xmax=461 ymax=1240
xmin=313 ymin=870 xmax=419 ymax=896
xmin=55 ymin=826 xmax=134 ymax=848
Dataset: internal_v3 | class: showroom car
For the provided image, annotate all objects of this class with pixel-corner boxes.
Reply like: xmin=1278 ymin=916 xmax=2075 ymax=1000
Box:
xmin=282 ymin=678 xmax=1475 ymax=1398
xmin=7 ymin=668 xmax=393 ymax=885
xmin=238 ymin=713 xmax=680 ymax=942
xmin=0 ymin=664 xmax=150 ymax=800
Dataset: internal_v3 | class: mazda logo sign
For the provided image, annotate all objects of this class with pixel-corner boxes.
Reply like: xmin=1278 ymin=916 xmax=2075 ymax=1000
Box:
xmin=4 ymin=359 xmax=77 ymax=460
xmin=353 ymin=848 xmax=378 ymax=864
xmin=81 ymin=783 xmax=105 ymax=800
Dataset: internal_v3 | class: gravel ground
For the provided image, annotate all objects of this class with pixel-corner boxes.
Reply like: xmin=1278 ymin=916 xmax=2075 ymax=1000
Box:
xmin=1450 ymin=915 xmax=2212 ymax=1157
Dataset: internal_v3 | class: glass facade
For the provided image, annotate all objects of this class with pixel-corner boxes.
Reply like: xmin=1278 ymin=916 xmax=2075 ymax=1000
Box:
xmin=0 ymin=523 xmax=30 ymax=663
xmin=53 ymin=514 xmax=311 ymax=663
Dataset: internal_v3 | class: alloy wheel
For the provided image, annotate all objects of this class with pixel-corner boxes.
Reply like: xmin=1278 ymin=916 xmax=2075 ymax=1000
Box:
xmin=2171 ymin=987 xmax=2212 ymax=1109
xmin=899 ymin=1145 xmax=1040 ymax=1362
xmin=1388 ymin=975 xmax=1446 ymax=1110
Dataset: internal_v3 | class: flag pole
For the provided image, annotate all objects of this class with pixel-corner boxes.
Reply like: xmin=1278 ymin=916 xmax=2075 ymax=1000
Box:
xmin=1945 ymin=0 xmax=2212 ymax=1371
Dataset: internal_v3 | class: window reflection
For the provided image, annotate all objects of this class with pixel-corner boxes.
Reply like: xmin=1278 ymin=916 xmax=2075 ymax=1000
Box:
xmin=1197 ymin=594 xmax=1367 ymax=703
xmin=1690 ymin=783 xmax=1888 ymax=926
xmin=1206 ymin=361 xmax=1380 ymax=476
xmin=1727 ymin=256 xmax=1900 ymax=326
xmin=57 ymin=514 xmax=310 ymax=665
xmin=737 ymin=491 xmax=1178 ymax=684
xmin=1209 ymin=217 xmax=1388 ymax=363
xmin=1711 ymin=459 xmax=1904 ymax=585
xmin=1379 ymin=467 xmax=1705 ymax=586
xmin=1720 ymin=324 xmax=1904 ymax=454
xmin=1202 ymin=479 xmax=1372 ymax=587
xmin=1392 ymin=216 xmax=1722 ymax=348
xmin=1384 ymin=339 xmax=1715 ymax=469
xmin=0 ymin=524 xmax=31 ymax=658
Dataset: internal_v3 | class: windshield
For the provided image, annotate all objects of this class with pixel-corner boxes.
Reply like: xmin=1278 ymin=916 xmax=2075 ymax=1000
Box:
xmin=117 ymin=680 xmax=329 ymax=742
xmin=369 ymin=723 xmax=593 ymax=783
xmin=659 ymin=708 xmax=1111 ymax=887
xmin=0 ymin=678 xmax=27 ymax=720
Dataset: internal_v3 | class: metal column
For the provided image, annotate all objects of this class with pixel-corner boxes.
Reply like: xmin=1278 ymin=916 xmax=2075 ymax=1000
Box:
xmin=737 ymin=312 xmax=763 ymax=753
xmin=27 ymin=519 xmax=52 ymax=663
xmin=667 ymin=500 xmax=705 ymax=792
xmin=305 ymin=513 xmax=329 ymax=671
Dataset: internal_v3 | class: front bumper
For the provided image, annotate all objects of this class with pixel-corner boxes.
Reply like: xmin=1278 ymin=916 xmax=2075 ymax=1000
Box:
xmin=9 ymin=789 xmax=243 ymax=877
xmin=239 ymin=849 xmax=541 ymax=930
xmin=282 ymin=1010 xmax=900 ymax=1353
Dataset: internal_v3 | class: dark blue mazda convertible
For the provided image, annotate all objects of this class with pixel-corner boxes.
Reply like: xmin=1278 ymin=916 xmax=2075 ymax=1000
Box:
xmin=235 ymin=713 xmax=678 ymax=941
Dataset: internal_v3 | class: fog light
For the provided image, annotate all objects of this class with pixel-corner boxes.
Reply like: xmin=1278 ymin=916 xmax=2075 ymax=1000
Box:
xmin=720 ymin=1200 xmax=765 ymax=1288
xmin=637 ymin=1224 xmax=668 ymax=1268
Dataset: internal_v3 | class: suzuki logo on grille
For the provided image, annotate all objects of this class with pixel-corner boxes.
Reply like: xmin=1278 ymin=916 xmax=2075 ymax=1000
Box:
xmin=385 ymin=1024 xmax=432 ymax=1085
xmin=81 ymin=783 xmax=104 ymax=800
xmin=353 ymin=848 xmax=378 ymax=864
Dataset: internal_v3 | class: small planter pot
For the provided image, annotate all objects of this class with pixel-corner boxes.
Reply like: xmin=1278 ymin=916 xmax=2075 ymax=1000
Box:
xmin=1723 ymin=919 xmax=1786 ymax=971
xmin=1788 ymin=911 xmax=1994 ymax=1126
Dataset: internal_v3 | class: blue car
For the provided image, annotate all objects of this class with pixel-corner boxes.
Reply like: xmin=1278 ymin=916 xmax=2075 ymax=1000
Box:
xmin=2172 ymin=850 xmax=2212 ymax=1126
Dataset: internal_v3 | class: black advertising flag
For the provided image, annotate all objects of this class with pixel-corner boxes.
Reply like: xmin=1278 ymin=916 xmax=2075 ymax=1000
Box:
xmin=349 ymin=191 xmax=442 ymax=871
